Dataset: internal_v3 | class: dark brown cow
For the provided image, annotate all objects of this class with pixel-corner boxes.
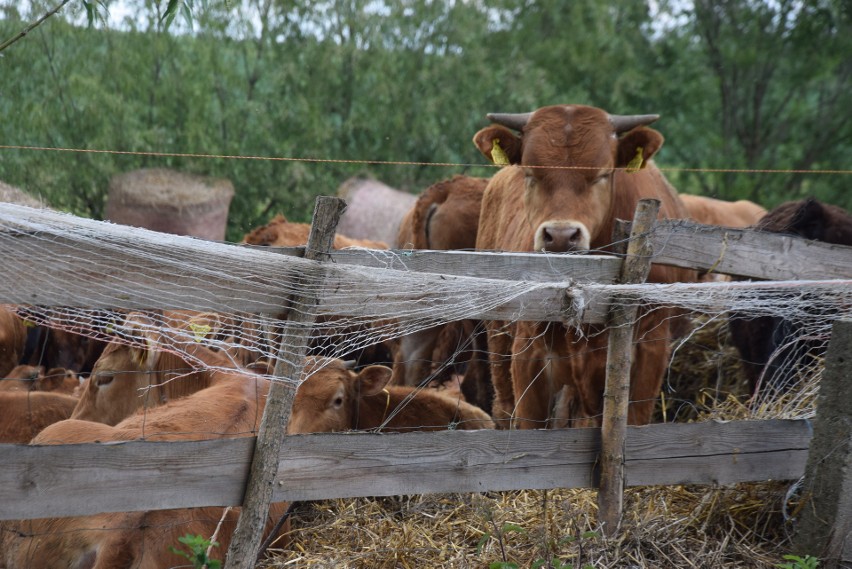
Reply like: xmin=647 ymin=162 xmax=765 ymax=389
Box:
xmin=18 ymin=314 xmax=108 ymax=376
xmin=0 ymin=391 xmax=78 ymax=443
xmin=391 ymin=176 xmax=493 ymax=411
xmin=728 ymin=198 xmax=852 ymax=394
xmin=0 ymin=306 xmax=26 ymax=378
xmin=679 ymin=194 xmax=766 ymax=228
xmin=472 ymin=104 xmax=694 ymax=428
xmin=7 ymin=353 xmax=288 ymax=569
xmin=288 ymin=357 xmax=495 ymax=433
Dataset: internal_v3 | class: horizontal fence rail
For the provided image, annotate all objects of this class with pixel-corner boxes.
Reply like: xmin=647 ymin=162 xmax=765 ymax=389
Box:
xmin=0 ymin=419 xmax=812 ymax=521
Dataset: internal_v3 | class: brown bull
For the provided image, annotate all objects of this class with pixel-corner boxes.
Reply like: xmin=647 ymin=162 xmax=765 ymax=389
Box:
xmin=391 ymin=176 xmax=493 ymax=412
xmin=472 ymin=104 xmax=694 ymax=428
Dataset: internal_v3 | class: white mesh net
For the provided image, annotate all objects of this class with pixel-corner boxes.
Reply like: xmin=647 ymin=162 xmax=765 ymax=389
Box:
xmin=1 ymin=202 xmax=850 ymax=421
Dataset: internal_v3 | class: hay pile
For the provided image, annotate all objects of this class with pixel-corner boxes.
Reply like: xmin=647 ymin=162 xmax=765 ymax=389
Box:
xmin=261 ymin=315 xmax=816 ymax=568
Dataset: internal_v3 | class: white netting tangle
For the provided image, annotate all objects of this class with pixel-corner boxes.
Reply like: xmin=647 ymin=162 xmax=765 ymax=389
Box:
xmin=1 ymin=203 xmax=850 ymax=420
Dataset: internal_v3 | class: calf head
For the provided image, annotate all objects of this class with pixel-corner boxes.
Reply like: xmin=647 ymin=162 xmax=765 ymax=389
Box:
xmin=288 ymin=358 xmax=394 ymax=434
xmin=473 ymin=104 xmax=663 ymax=252
xmin=71 ymin=312 xmax=221 ymax=425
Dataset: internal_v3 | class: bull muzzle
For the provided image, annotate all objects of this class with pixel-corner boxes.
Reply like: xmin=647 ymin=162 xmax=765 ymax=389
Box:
xmin=535 ymin=221 xmax=590 ymax=253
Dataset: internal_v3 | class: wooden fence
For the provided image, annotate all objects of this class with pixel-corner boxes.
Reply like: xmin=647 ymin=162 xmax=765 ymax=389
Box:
xmin=1 ymin=199 xmax=851 ymax=566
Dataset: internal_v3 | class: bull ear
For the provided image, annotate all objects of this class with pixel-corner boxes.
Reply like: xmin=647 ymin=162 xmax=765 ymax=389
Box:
xmin=473 ymin=125 xmax=523 ymax=165
xmin=121 ymin=312 xmax=161 ymax=370
xmin=615 ymin=127 xmax=664 ymax=170
xmin=355 ymin=365 xmax=393 ymax=397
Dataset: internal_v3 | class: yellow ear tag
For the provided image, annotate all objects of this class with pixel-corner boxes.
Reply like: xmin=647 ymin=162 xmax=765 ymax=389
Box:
xmin=490 ymin=139 xmax=510 ymax=166
xmin=189 ymin=323 xmax=212 ymax=343
xmin=626 ymin=146 xmax=644 ymax=174
xmin=23 ymin=319 xmax=35 ymax=328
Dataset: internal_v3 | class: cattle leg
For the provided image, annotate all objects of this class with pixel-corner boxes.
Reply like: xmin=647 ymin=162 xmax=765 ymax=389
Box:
xmin=392 ymin=326 xmax=441 ymax=387
xmin=627 ymin=315 xmax=672 ymax=425
xmin=509 ymin=325 xmax=559 ymax=430
xmin=485 ymin=320 xmax=514 ymax=428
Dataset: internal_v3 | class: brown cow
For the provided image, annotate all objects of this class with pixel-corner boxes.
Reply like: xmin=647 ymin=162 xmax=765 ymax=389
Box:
xmin=0 ymin=391 xmax=78 ymax=443
xmin=679 ymin=194 xmax=766 ymax=228
xmin=0 ymin=365 xmax=78 ymax=394
xmin=472 ymin=104 xmax=694 ymax=428
xmin=6 ymin=354 xmax=288 ymax=569
xmin=728 ymin=198 xmax=852 ymax=395
xmin=288 ymin=357 xmax=495 ymax=433
xmin=242 ymin=215 xmax=394 ymax=368
xmin=0 ymin=306 xmax=26 ymax=378
xmin=242 ymin=213 xmax=388 ymax=250
xmin=70 ymin=312 xmax=230 ymax=425
xmin=392 ymin=176 xmax=493 ymax=411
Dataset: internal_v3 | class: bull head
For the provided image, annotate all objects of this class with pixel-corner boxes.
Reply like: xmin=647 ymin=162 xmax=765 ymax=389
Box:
xmin=487 ymin=111 xmax=659 ymax=134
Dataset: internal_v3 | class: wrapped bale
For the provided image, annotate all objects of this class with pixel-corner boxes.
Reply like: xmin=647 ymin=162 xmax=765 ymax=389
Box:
xmin=0 ymin=181 xmax=46 ymax=208
xmin=336 ymin=176 xmax=416 ymax=247
xmin=106 ymin=168 xmax=234 ymax=240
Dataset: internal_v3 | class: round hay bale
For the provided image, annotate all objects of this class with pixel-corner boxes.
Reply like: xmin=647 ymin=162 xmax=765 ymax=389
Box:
xmin=105 ymin=168 xmax=234 ymax=240
xmin=336 ymin=176 xmax=417 ymax=246
xmin=0 ymin=181 xmax=45 ymax=208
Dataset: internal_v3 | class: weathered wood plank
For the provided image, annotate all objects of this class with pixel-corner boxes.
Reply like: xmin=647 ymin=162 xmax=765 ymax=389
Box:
xmin=625 ymin=419 xmax=813 ymax=486
xmin=0 ymin=420 xmax=811 ymax=521
xmin=0 ymin=438 xmax=255 ymax=520
xmin=649 ymin=220 xmax=852 ymax=280
xmin=329 ymin=248 xmax=623 ymax=284
xmin=0 ymin=233 xmax=612 ymax=323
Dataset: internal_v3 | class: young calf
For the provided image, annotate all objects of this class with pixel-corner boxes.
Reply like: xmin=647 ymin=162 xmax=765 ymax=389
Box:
xmin=0 ymin=391 xmax=78 ymax=443
xmin=288 ymin=357 xmax=495 ymax=434
xmin=6 ymin=355 xmax=288 ymax=569
xmin=70 ymin=312 xmax=234 ymax=425
xmin=0 ymin=365 xmax=78 ymax=394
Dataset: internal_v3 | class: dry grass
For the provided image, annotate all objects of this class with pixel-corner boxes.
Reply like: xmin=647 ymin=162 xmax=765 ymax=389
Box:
xmin=260 ymin=316 xmax=815 ymax=569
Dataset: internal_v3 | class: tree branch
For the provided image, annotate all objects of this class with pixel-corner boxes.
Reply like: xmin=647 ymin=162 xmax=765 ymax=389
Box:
xmin=0 ymin=0 xmax=75 ymax=53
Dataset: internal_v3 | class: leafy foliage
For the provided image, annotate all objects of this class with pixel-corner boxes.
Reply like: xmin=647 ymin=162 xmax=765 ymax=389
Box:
xmin=777 ymin=554 xmax=820 ymax=569
xmin=0 ymin=0 xmax=849 ymax=241
xmin=169 ymin=533 xmax=221 ymax=569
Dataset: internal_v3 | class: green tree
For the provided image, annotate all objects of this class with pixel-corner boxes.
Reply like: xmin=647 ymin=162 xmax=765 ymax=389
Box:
xmin=654 ymin=0 xmax=852 ymax=208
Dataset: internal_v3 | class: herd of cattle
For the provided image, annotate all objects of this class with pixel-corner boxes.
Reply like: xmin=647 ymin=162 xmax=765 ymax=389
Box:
xmin=1 ymin=103 xmax=851 ymax=568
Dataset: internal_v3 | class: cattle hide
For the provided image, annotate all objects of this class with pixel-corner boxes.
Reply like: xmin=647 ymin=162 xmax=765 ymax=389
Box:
xmin=728 ymin=198 xmax=852 ymax=395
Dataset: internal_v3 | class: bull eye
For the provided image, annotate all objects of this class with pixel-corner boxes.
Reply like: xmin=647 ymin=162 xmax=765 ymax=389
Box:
xmin=332 ymin=396 xmax=344 ymax=409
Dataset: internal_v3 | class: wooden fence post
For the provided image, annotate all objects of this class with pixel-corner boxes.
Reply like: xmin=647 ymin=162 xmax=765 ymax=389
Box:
xmin=793 ymin=319 xmax=852 ymax=567
xmin=598 ymin=198 xmax=660 ymax=535
xmin=224 ymin=196 xmax=346 ymax=569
